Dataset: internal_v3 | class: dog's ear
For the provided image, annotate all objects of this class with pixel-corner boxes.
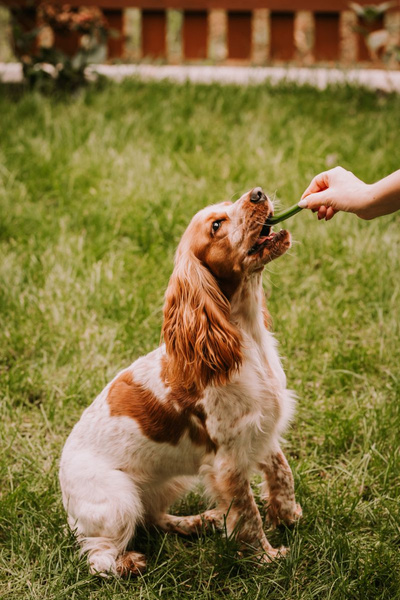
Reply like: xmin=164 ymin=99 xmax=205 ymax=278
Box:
xmin=162 ymin=253 xmax=242 ymax=391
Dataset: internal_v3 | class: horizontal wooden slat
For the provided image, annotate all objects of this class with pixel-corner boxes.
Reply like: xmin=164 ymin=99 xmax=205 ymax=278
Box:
xmin=4 ymin=0 xmax=400 ymax=12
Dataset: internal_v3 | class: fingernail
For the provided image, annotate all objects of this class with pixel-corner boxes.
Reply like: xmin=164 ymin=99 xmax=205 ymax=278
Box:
xmin=298 ymin=199 xmax=308 ymax=208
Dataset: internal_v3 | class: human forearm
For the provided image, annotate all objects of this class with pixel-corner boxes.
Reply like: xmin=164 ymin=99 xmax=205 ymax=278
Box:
xmin=365 ymin=169 xmax=400 ymax=220
xmin=299 ymin=167 xmax=400 ymax=220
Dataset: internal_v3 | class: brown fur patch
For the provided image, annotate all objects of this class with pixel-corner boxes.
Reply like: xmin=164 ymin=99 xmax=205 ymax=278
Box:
xmin=190 ymin=213 xmax=243 ymax=300
xmin=156 ymin=509 xmax=223 ymax=535
xmin=162 ymin=248 xmax=242 ymax=391
xmin=116 ymin=551 xmax=146 ymax=577
xmin=107 ymin=370 xmax=216 ymax=452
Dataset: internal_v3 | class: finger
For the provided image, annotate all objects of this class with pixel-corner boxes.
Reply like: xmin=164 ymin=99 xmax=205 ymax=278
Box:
xmin=318 ymin=206 xmax=327 ymax=220
xmin=325 ymin=207 xmax=336 ymax=221
xmin=300 ymin=171 xmax=329 ymax=200
xmin=299 ymin=190 xmax=331 ymax=210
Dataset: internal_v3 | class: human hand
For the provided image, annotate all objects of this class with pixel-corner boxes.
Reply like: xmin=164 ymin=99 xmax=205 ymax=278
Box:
xmin=299 ymin=167 xmax=373 ymax=221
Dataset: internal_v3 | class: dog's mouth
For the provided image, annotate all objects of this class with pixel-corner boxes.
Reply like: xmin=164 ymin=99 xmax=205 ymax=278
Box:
xmin=248 ymin=221 xmax=284 ymax=256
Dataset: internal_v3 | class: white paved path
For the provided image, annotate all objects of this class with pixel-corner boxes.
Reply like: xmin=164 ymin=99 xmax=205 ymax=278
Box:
xmin=1 ymin=62 xmax=400 ymax=93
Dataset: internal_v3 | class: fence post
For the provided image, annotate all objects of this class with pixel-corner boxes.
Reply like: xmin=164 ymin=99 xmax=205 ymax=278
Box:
xmin=252 ymin=9 xmax=268 ymax=65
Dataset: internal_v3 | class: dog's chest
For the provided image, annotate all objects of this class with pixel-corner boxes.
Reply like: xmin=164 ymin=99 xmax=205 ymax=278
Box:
xmin=203 ymin=341 xmax=286 ymax=453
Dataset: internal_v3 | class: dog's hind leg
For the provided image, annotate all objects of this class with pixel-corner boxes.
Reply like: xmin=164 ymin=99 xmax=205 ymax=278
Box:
xmin=143 ymin=477 xmax=223 ymax=535
xmin=77 ymin=535 xmax=147 ymax=577
xmin=155 ymin=509 xmax=223 ymax=535
xmin=60 ymin=454 xmax=145 ymax=576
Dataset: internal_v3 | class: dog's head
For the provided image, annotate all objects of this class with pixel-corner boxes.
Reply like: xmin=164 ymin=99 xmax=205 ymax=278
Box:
xmin=180 ymin=187 xmax=291 ymax=284
xmin=162 ymin=188 xmax=291 ymax=391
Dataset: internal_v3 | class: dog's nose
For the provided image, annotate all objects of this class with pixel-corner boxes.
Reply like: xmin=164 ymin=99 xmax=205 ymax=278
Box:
xmin=250 ymin=187 xmax=266 ymax=203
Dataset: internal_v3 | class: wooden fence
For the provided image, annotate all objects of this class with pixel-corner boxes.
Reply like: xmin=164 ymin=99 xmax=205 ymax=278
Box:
xmin=5 ymin=0 xmax=400 ymax=64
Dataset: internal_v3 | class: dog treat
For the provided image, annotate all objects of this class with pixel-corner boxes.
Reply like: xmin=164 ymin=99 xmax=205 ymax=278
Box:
xmin=266 ymin=204 xmax=303 ymax=226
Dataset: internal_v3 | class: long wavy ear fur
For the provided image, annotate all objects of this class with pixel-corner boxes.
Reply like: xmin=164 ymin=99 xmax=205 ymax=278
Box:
xmin=162 ymin=254 xmax=242 ymax=391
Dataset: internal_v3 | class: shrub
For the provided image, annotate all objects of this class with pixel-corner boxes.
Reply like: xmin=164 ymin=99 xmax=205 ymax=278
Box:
xmin=11 ymin=2 xmax=110 ymax=92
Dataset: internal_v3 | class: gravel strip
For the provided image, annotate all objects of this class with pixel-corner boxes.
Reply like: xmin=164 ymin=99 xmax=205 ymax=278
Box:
xmin=2 ymin=62 xmax=400 ymax=93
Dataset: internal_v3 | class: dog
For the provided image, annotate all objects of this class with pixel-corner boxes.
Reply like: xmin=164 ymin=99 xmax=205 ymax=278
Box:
xmin=59 ymin=187 xmax=302 ymax=577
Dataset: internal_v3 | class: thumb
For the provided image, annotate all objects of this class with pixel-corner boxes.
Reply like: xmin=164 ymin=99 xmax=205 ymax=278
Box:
xmin=298 ymin=190 xmax=332 ymax=210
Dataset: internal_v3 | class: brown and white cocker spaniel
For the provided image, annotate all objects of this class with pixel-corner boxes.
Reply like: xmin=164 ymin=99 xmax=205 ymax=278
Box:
xmin=59 ymin=187 xmax=301 ymax=577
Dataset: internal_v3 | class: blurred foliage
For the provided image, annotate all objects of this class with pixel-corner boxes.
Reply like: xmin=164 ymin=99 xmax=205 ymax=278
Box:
xmin=350 ymin=2 xmax=400 ymax=65
xmin=10 ymin=3 xmax=110 ymax=92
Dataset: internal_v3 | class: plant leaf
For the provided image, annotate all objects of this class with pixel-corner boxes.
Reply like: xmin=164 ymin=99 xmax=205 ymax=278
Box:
xmin=367 ymin=29 xmax=389 ymax=51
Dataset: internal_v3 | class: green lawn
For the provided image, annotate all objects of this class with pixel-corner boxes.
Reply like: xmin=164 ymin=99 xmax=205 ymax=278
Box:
xmin=0 ymin=80 xmax=399 ymax=600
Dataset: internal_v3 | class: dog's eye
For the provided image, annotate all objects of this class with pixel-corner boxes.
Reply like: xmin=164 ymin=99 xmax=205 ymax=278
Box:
xmin=211 ymin=221 xmax=222 ymax=234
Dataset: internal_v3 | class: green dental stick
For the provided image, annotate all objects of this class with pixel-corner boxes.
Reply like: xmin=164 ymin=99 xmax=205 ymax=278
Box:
xmin=266 ymin=204 xmax=303 ymax=226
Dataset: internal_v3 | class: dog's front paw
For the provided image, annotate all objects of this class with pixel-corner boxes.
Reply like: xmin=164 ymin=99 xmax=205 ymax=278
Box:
xmin=266 ymin=500 xmax=302 ymax=528
xmin=116 ymin=551 xmax=147 ymax=577
xmin=257 ymin=545 xmax=288 ymax=564
xmin=276 ymin=502 xmax=303 ymax=526
xmin=285 ymin=502 xmax=303 ymax=525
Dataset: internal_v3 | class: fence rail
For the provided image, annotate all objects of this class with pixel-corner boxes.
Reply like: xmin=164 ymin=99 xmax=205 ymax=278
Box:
xmin=4 ymin=0 xmax=400 ymax=64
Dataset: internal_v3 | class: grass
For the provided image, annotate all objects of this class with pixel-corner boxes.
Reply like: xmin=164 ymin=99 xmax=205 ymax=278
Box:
xmin=0 ymin=79 xmax=399 ymax=600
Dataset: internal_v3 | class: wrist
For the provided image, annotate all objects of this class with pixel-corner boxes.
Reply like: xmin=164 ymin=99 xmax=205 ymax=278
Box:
xmin=355 ymin=182 xmax=380 ymax=220
xmin=365 ymin=182 xmax=377 ymax=207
